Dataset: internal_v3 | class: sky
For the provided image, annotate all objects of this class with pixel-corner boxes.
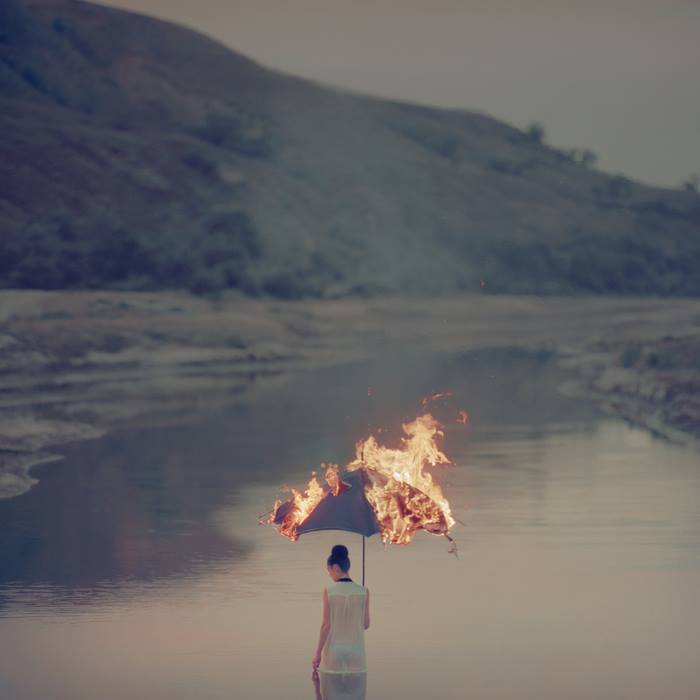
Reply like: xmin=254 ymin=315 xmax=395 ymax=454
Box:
xmin=98 ymin=0 xmax=700 ymax=189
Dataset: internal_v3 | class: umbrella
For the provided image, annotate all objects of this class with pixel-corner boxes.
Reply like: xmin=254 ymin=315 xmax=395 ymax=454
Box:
xmin=264 ymin=412 xmax=460 ymax=583
xmin=273 ymin=469 xmax=381 ymax=584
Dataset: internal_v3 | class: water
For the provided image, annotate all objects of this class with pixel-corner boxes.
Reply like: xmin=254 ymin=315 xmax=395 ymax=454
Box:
xmin=1 ymin=349 xmax=699 ymax=700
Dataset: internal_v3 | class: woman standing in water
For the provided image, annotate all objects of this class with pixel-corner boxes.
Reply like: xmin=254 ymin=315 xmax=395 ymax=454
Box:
xmin=312 ymin=545 xmax=370 ymax=700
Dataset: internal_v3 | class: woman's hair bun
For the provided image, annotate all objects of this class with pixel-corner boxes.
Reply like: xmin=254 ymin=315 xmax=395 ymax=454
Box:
xmin=327 ymin=544 xmax=351 ymax=571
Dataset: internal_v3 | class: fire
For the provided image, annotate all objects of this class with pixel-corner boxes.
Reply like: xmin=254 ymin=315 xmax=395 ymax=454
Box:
xmin=324 ymin=462 xmax=350 ymax=496
xmin=347 ymin=413 xmax=456 ymax=546
xmin=263 ymin=471 xmax=325 ymax=541
xmin=261 ymin=411 xmax=461 ymax=553
xmin=261 ymin=463 xmax=352 ymax=540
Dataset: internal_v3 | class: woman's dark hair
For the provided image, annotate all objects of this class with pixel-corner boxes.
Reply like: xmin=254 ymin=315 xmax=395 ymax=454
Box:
xmin=327 ymin=544 xmax=350 ymax=572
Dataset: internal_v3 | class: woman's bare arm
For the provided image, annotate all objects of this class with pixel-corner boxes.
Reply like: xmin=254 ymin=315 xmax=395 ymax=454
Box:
xmin=312 ymin=588 xmax=330 ymax=670
xmin=364 ymin=588 xmax=370 ymax=630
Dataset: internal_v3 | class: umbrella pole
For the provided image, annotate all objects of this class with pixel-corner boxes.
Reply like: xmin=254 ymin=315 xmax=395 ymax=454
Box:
xmin=362 ymin=535 xmax=365 ymax=586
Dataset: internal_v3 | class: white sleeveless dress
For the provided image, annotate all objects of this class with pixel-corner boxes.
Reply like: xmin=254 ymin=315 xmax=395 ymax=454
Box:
xmin=318 ymin=579 xmax=368 ymax=699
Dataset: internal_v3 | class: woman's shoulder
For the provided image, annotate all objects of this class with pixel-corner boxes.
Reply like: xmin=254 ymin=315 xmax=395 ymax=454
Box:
xmin=326 ymin=580 xmax=367 ymax=592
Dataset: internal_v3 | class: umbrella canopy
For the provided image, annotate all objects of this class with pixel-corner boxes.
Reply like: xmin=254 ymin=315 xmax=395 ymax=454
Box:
xmin=273 ymin=469 xmax=381 ymax=539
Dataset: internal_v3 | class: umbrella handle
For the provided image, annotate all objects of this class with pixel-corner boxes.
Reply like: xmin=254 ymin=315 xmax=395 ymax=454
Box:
xmin=362 ymin=535 xmax=365 ymax=586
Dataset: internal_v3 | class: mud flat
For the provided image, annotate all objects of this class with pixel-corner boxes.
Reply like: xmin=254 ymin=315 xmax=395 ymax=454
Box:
xmin=1 ymin=290 xmax=699 ymax=499
xmin=558 ymin=333 xmax=700 ymax=443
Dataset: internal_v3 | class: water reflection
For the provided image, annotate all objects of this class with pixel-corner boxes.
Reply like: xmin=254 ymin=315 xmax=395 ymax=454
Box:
xmin=313 ymin=671 xmax=367 ymax=700
xmin=0 ymin=418 xmax=254 ymax=604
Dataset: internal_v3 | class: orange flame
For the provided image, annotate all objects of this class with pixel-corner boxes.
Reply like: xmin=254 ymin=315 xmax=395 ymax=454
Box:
xmin=347 ymin=413 xmax=455 ymax=546
xmin=324 ymin=463 xmax=350 ymax=496
xmin=262 ymin=471 xmax=325 ymax=541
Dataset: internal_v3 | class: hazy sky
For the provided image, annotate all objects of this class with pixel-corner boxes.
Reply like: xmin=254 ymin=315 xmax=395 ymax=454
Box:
xmin=99 ymin=0 xmax=700 ymax=189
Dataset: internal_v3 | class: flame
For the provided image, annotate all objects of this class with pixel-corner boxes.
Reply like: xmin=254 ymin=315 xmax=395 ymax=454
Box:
xmin=261 ymin=471 xmax=325 ymax=541
xmin=324 ymin=463 xmax=350 ymax=496
xmin=261 ymin=412 xmax=461 ymax=554
xmin=347 ymin=413 xmax=456 ymax=546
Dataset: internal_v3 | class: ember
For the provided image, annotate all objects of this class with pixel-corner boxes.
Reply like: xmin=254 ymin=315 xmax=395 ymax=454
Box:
xmin=457 ymin=410 xmax=470 ymax=425
xmin=421 ymin=391 xmax=452 ymax=406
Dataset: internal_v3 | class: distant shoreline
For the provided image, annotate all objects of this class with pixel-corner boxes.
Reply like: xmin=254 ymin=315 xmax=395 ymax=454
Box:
xmin=1 ymin=290 xmax=699 ymax=499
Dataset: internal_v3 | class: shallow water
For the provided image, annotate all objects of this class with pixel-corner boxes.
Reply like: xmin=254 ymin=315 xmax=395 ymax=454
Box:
xmin=1 ymin=349 xmax=699 ymax=700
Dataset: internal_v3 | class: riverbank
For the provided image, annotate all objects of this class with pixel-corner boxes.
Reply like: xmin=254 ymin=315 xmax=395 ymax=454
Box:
xmin=1 ymin=290 xmax=699 ymax=499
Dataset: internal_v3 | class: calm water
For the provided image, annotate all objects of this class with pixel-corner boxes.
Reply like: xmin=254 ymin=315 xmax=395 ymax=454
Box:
xmin=1 ymin=349 xmax=699 ymax=700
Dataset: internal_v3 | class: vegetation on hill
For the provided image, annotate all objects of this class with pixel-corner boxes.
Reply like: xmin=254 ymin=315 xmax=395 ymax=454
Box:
xmin=2 ymin=0 xmax=699 ymax=297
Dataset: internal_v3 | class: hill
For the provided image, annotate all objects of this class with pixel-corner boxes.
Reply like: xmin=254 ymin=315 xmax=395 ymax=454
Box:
xmin=2 ymin=0 xmax=699 ymax=297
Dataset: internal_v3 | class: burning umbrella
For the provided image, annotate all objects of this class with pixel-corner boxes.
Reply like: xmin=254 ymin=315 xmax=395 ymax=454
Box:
xmin=260 ymin=413 xmax=460 ymax=584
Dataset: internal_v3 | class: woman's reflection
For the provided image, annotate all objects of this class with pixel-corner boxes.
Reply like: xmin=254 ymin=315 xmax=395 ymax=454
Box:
xmin=313 ymin=669 xmax=367 ymax=700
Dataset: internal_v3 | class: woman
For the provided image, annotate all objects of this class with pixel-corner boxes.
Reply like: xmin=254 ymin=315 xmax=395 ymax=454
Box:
xmin=312 ymin=544 xmax=370 ymax=700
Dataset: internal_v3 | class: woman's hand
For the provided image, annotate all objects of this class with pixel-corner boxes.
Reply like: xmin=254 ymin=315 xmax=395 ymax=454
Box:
xmin=312 ymin=651 xmax=321 ymax=676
